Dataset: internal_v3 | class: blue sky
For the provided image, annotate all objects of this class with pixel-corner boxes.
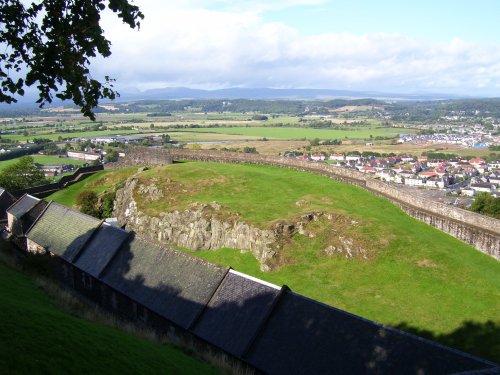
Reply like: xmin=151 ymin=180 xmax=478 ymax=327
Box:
xmin=259 ymin=1 xmax=499 ymax=42
xmin=95 ymin=0 xmax=500 ymax=96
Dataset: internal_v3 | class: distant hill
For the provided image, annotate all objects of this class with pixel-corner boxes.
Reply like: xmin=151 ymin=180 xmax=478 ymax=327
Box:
xmin=118 ymin=86 xmax=466 ymax=101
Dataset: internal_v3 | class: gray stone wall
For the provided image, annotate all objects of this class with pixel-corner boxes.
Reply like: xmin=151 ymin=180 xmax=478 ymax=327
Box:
xmin=110 ymin=148 xmax=500 ymax=260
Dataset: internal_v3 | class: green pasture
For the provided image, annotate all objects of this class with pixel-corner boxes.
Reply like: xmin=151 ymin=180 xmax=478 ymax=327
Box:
xmin=5 ymin=129 xmax=148 ymax=142
xmin=48 ymin=162 xmax=500 ymax=361
xmin=168 ymin=132 xmax=260 ymax=143
xmin=0 ymin=241 xmax=220 ymax=375
xmin=177 ymin=126 xmax=410 ymax=140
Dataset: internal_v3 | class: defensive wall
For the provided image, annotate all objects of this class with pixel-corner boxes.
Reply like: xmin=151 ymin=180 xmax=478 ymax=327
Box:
xmin=12 ymin=165 xmax=104 ymax=199
xmin=3 ymin=194 xmax=498 ymax=374
xmin=109 ymin=148 xmax=500 ymax=260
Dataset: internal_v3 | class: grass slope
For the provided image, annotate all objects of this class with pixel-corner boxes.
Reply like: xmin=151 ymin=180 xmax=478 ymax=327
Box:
xmin=0 ymin=241 xmax=220 ymax=375
xmin=48 ymin=162 xmax=500 ymax=362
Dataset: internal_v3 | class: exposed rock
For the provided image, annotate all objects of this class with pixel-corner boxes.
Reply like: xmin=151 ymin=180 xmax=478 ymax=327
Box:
xmin=324 ymin=236 xmax=368 ymax=259
xmin=114 ymin=177 xmax=368 ymax=270
xmin=137 ymin=182 xmax=164 ymax=202
xmin=115 ymin=178 xmax=278 ymax=271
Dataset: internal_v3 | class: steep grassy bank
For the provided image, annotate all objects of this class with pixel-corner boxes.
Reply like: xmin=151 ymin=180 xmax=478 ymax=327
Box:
xmin=0 ymin=241 xmax=221 ymax=375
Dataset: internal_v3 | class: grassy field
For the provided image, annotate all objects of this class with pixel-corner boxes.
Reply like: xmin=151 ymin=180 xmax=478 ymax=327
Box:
xmin=177 ymin=126 xmax=411 ymax=140
xmin=47 ymin=162 xmax=500 ymax=361
xmin=169 ymin=132 xmax=261 ymax=143
xmin=0 ymin=241 xmax=220 ymax=375
xmin=5 ymin=129 xmax=148 ymax=142
xmin=0 ymin=155 xmax=86 ymax=172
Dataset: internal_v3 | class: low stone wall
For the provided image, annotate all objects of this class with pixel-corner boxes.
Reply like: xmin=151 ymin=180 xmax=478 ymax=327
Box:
xmin=112 ymin=148 xmax=500 ymax=260
xmin=12 ymin=165 xmax=104 ymax=199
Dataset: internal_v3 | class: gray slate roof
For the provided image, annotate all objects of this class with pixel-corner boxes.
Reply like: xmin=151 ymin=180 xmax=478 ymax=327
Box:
xmin=7 ymin=194 xmax=40 ymax=218
xmin=0 ymin=188 xmax=15 ymax=220
xmin=101 ymin=237 xmax=228 ymax=329
xmin=193 ymin=270 xmax=281 ymax=357
xmin=26 ymin=202 xmax=101 ymax=260
xmin=73 ymin=223 xmax=130 ymax=278
xmin=245 ymin=291 xmax=495 ymax=375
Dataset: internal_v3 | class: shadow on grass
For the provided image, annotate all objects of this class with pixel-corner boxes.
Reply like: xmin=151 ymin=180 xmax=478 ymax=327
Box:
xmin=394 ymin=320 xmax=500 ymax=364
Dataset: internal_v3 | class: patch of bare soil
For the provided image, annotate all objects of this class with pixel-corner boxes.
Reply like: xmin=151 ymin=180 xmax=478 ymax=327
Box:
xmin=416 ymin=259 xmax=438 ymax=268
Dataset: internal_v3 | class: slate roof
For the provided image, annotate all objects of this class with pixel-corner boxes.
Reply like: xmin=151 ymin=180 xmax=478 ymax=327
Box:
xmin=26 ymin=202 xmax=101 ymax=261
xmin=101 ymin=237 xmax=228 ymax=329
xmin=0 ymin=188 xmax=15 ymax=220
xmin=245 ymin=291 xmax=496 ymax=375
xmin=19 ymin=200 xmax=49 ymax=234
xmin=192 ymin=270 xmax=281 ymax=357
xmin=73 ymin=223 xmax=130 ymax=278
xmin=7 ymin=194 xmax=40 ymax=218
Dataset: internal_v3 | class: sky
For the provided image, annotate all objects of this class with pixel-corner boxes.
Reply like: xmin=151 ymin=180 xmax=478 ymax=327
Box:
xmin=94 ymin=0 xmax=500 ymax=96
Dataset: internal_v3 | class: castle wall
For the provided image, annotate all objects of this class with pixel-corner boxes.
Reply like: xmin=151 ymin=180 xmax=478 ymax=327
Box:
xmin=109 ymin=148 xmax=499 ymax=260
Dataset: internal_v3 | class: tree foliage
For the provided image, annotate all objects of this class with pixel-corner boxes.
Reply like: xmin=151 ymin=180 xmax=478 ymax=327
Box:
xmin=76 ymin=190 xmax=99 ymax=217
xmin=0 ymin=0 xmax=143 ymax=119
xmin=0 ymin=155 xmax=47 ymax=190
xmin=76 ymin=189 xmax=115 ymax=218
xmin=469 ymin=192 xmax=500 ymax=219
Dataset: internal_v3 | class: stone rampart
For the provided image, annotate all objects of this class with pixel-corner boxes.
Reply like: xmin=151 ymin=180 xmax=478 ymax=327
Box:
xmin=12 ymin=164 xmax=104 ymax=199
xmin=111 ymin=148 xmax=500 ymax=260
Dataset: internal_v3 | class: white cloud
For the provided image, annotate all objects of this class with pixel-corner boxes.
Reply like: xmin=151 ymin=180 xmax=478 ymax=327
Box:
xmin=90 ymin=1 xmax=500 ymax=95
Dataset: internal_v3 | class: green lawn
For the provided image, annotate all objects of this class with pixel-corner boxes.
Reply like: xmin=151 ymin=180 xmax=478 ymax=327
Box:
xmin=48 ymin=162 xmax=500 ymax=362
xmin=174 ymin=126 xmax=410 ymax=140
xmin=0 ymin=241 xmax=221 ymax=375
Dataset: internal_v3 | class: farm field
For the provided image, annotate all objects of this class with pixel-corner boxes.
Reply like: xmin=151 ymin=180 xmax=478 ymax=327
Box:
xmin=4 ymin=128 xmax=149 ymax=142
xmin=325 ymin=141 xmax=494 ymax=158
xmin=0 ymin=241 xmax=221 ymax=375
xmin=177 ymin=126 xmax=411 ymax=140
xmin=0 ymin=155 xmax=86 ymax=172
xmin=48 ymin=162 xmax=500 ymax=362
xmin=168 ymin=131 xmax=261 ymax=143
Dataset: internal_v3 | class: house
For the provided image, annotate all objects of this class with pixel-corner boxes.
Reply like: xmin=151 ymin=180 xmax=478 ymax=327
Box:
xmin=311 ymin=154 xmax=326 ymax=161
xmin=329 ymin=154 xmax=344 ymax=161
xmin=469 ymin=158 xmax=485 ymax=166
xmin=346 ymin=155 xmax=361 ymax=162
xmin=470 ymin=183 xmax=495 ymax=193
xmin=425 ymin=177 xmax=449 ymax=189
xmin=358 ymin=166 xmax=376 ymax=173
xmin=6 ymin=194 xmax=49 ymax=249
xmin=488 ymin=160 xmax=500 ymax=169
xmin=400 ymin=155 xmax=414 ymax=163
xmin=475 ymin=163 xmax=488 ymax=174
xmin=0 ymin=188 xmax=15 ymax=222
xmin=461 ymin=188 xmax=475 ymax=197
xmin=404 ymin=175 xmax=426 ymax=187
xmin=26 ymin=201 xmax=101 ymax=255
xmin=67 ymin=151 xmax=100 ymax=161
xmin=419 ymin=171 xmax=438 ymax=179
xmin=488 ymin=172 xmax=500 ymax=184
xmin=296 ymin=154 xmax=311 ymax=161
xmin=376 ymin=169 xmax=396 ymax=182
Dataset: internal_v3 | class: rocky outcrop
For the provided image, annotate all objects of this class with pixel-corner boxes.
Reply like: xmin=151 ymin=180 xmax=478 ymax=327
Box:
xmin=114 ymin=176 xmax=367 ymax=271
xmin=114 ymin=177 xmax=278 ymax=271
